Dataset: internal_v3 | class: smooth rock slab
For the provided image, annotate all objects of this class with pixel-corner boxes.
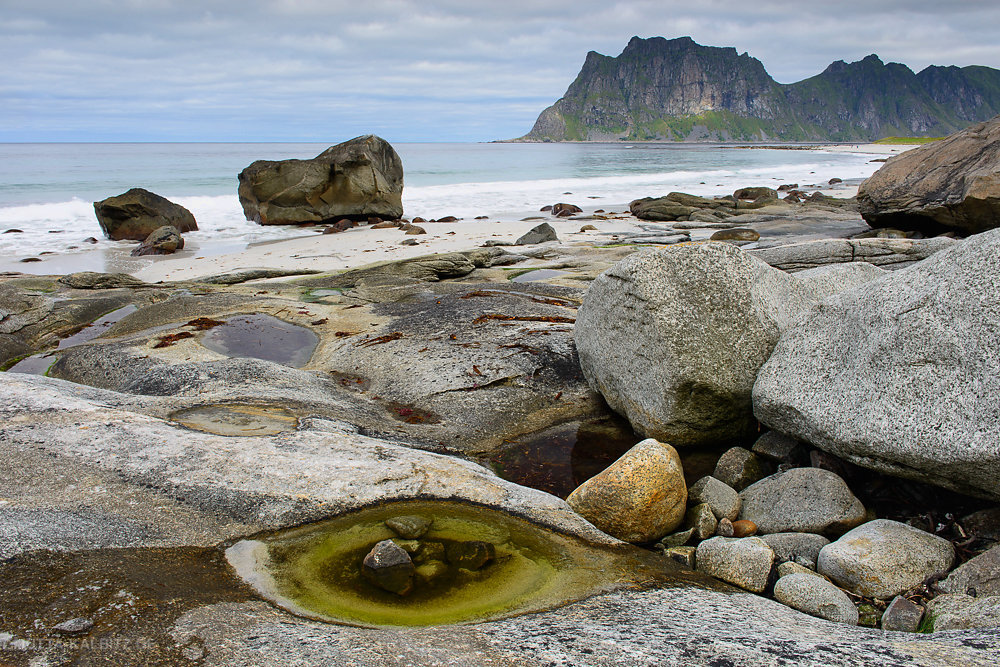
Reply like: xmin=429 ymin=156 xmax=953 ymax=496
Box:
xmin=747 ymin=237 xmax=955 ymax=272
xmin=696 ymin=536 xmax=774 ymax=593
xmin=575 ymin=243 xmax=815 ymax=446
xmin=739 ymin=468 xmax=866 ymax=535
xmin=566 ymin=438 xmax=687 ymax=543
xmin=818 ymin=520 xmax=955 ymax=599
xmin=754 ymin=228 xmax=1000 ymax=500
xmin=774 ymin=572 xmax=859 ymax=625
xmin=162 ymin=590 xmax=1000 ymax=667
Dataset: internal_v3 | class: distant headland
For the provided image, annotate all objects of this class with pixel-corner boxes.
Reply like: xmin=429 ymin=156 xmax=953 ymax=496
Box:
xmin=515 ymin=36 xmax=1000 ymax=142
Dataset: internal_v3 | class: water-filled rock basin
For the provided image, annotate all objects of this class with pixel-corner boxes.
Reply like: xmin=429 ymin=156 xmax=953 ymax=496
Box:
xmin=170 ymin=403 xmax=299 ymax=436
xmin=226 ymin=500 xmax=686 ymax=627
xmin=200 ymin=313 xmax=318 ymax=367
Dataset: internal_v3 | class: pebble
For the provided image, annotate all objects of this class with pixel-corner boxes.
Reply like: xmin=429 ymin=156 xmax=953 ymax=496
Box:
xmin=685 ymin=503 xmax=718 ymax=540
xmin=773 ymin=573 xmax=859 ymax=625
xmin=664 ymin=546 xmax=697 ymax=568
xmin=751 ymin=431 xmax=803 ymax=464
xmin=688 ymin=476 xmax=740 ymax=521
xmin=881 ymin=595 xmax=924 ymax=632
xmin=696 ymin=536 xmax=774 ymax=593
xmin=52 ymin=618 xmax=94 ymax=635
xmin=731 ymin=519 xmax=758 ymax=537
xmin=777 ymin=561 xmax=826 ymax=580
xmin=713 ymin=447 xmax=765 ymax=491
xmin=717 ymin=517 xmax=734 ymax=537
xmin=761 ymin=532 xmax=830 ymax=565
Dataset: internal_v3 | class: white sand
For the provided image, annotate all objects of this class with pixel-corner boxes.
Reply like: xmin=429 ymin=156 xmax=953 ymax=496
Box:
xmin=132 ymin=214 xmax=645 ymax=283
xmin=813 ymin=142 xmax=920 ymax=155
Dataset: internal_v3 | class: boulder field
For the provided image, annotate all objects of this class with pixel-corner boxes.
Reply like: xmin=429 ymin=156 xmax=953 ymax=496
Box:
xmin=6 ymin=128 xmax=1000 ymax=661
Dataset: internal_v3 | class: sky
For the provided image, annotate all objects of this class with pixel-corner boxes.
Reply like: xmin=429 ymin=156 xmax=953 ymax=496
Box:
xmin=3 ymin=1 xmax=1000 ymax=143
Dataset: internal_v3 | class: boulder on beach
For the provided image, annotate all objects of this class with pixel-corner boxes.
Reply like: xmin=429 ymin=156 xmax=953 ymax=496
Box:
xmin=858 ymin=116 xmax=1000 ymax=235
xmin=574 ymin=243 xmax=814 ymax=447
xmin=130 ymin=225 xmax=184 ymax=257
xmin=515 ymin=223 xmax=558 ymax=245
xmin=753 ymin=228 xmax=1000 ymax=500
xmin=93 ymin=188 xmax=197 ymax=241
xmin=629 ymin=192 xmax=735 ymax=222
xmin=238 ymin=135 xmax=403 ymax=225
xmin=566 ymin=438 xmax=687 ymax=543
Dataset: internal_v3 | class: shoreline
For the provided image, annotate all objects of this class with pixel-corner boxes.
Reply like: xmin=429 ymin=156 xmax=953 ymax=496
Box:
xmin=1 ymin=178 xmax=863 ymax=284
xmin=0 ymin=142 xmax=903 ymax=279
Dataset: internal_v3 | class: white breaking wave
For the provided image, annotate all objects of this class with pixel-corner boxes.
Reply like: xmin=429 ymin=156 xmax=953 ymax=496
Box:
xmin=0 ymin=152 xmax=879 ymax=260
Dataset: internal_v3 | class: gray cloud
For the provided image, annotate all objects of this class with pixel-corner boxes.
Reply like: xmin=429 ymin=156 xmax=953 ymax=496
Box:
xmin=2 ymin=1 xmax=1000 ymax=141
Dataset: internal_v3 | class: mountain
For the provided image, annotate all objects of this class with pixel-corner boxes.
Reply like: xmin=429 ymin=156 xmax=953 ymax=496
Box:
xmin=520 ymin=36 xmax=1000 ymax=142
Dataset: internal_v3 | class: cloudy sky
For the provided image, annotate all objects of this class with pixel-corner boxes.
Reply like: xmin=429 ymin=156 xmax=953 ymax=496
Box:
xmin=4 ymin=0 xmax=1000 ymax=142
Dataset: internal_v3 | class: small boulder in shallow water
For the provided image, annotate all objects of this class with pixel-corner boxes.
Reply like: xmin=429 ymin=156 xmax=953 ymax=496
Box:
xmin=362 ymin=539 xmax=415 ymax=596
xmin=566 ymin=438 xmax=687 ymax=543
xmin=131 ymin=225 xmax=184 ymax=256
xmin=385 ymin=516 xmax=431 ymax=539
xmin=94 ymin=188 xmax=197 ymax=241
xmin=446 ymin=540 xmax=495 ymax=570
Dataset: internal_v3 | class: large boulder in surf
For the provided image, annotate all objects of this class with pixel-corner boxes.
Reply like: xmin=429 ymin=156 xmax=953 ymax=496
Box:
xmin=857 ymin=116 xmax=1000 ymax=235
xmin=93 ymin=188 xmax=197 ymax=241
xmin=574 ymin=243 xmax=815 ymax=447
xmin=238 ymin=135 xmax=403 ymax=225
xmin=753 ymin=228 xmax=1000 ymax=500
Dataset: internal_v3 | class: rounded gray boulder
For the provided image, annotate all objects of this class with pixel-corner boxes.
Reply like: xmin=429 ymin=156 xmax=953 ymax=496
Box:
xmin=818 ymin=519 xmax=955 ymax=599
xmin=774 ymin=572 xmax=859 ymax=625
xmin=574 ymin=243 xmax=815 ymax=447
xmin=738 ymin=468 xmax=866 ymax=535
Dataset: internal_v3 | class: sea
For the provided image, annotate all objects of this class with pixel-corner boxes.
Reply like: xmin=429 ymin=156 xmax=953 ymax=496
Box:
xmin=0 ymin=142 xmax=883 ymax=273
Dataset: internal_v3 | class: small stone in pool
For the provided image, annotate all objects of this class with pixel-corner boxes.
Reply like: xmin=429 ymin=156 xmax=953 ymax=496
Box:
xmin=446 ymin=541 xmax=495 ymax=571
xmin=362 ymin=540 xmax=415 ymax=596
xmin=386 ymin=516 xmax=432 ymax=539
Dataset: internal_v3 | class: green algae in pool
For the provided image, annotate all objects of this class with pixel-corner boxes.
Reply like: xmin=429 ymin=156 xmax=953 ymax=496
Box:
xmin=200 ymin=313 xmax=318 ymax=367
xmin=226 ymin=501 xmax=679 ymax=627
xmin=170 ymin=403 xmax=299 ymax=436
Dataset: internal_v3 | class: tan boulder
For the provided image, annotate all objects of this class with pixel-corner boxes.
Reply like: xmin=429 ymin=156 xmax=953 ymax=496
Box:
xmin=858 ymin=117 xmax=1000 ymax=235
xmin=566 ymin=438 xmax=687 ymax=543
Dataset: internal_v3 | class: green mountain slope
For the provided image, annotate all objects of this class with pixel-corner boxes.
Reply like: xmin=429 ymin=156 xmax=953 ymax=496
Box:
xmin=521 ymin=37 xmax=1000 ymax=142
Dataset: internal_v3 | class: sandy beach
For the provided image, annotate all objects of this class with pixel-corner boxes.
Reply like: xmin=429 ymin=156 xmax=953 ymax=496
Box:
xmin=129 ymin=181 xmax=869 ymax=283
xmin=0 ymin=142 xmax=905 ymax=281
